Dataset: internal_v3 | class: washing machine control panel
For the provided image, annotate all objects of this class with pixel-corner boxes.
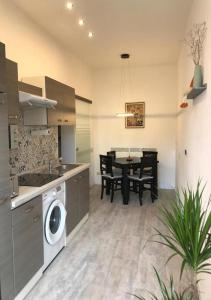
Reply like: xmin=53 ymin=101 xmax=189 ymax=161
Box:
xmin=42 ymin=183 xmax=65 ymax=202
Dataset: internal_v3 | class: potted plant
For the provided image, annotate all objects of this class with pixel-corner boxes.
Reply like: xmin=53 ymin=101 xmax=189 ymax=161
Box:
xmin=185 ymin=22 xmax=207 ymax=88
xmin=132 ymin=181 xmax=211 ymax=300
xmin=130 ymin=267 xmax=192 ymax=300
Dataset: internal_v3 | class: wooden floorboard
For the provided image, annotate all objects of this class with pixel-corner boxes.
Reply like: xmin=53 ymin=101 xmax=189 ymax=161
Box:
xmin=25 ymin=186 xmax=186 ymax=300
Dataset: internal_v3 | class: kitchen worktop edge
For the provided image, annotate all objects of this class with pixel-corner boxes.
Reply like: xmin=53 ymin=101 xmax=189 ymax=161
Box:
xmin=11 ymin=163 xmax=90 ymax=210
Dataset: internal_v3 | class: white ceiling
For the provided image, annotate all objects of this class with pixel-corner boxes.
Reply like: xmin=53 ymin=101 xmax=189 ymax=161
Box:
xmin=12 ymin=0 xmax=193 ymax=68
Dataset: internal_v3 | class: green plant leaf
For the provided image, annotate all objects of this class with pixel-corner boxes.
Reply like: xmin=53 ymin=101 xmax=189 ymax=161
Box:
xmin=155 ymin=181 xmax=211 ymax=280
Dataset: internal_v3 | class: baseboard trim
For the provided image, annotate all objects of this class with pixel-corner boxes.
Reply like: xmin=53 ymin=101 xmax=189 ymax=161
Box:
xmin=14 ymin=269 xmax=43 ymax=300
xmin=66 ymin=213 xmax=89 ymax=243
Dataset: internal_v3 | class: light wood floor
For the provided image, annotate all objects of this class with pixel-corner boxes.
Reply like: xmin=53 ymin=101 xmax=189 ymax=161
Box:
xmin=26 ymin=186 xmax=184 ymax=300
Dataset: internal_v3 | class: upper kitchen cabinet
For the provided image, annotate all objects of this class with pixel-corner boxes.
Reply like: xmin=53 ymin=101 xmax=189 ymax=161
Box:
xmin=6 ymin=59 xmax=19 ymax=124
xmin=18 ymin=81 xmax=42 ymax=97
xmin=0 ymin=42 xmax=6 ymax=93
xmin=22 ymin=76 xmax=76 ymax=126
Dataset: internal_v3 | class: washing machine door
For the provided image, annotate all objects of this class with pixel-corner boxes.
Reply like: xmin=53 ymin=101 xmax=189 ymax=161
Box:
xmin=45 ymin=199 xmax=66 ymax=245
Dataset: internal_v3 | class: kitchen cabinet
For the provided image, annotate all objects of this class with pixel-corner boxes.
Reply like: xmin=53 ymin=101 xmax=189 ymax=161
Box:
xmin=18 ymin=81 xmax=42 ymax=96
xmin=12 ymin=195 xmax=43 ymax=296
xmin=0 ymin=42 xmax=6 ymax=93
xmin=0 ymin=96 xmax=14 ymax=300
xmin=6 ymin=59 xmax=19 ymax=124
xmin=66 ymin=169 xmax=89 ymax=236
xmin=22 ymin=76 xmax=76 ymax=126
xmin=46 ymin=77 xmax=75 ymax=125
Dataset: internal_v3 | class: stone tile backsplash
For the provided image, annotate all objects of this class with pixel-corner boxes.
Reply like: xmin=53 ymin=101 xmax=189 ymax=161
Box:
xmin=10 ymin=113 xmax=58 ymax=175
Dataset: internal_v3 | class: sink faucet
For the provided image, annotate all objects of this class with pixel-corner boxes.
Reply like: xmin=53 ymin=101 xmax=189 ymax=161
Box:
xmin=48 ymin=160 xmax=53 ymax=174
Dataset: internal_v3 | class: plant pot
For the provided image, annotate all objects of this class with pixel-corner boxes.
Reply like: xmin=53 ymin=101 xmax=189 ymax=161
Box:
xmin=193 ymin=64 xmax=203 ymax=88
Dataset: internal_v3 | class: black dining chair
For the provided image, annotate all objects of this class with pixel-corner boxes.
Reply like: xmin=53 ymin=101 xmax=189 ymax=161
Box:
xmin=143 ymin=150 xmax=158 ymax=159
xmin=128 ymin=156 xmax=157 ymax=206
xmin=100 ymin=155 xmax=122 ymax=202
xmin=107 ymin=150 xmax=116 ymax=160
xmin=142 ymin=151 xmax=158 ymax=175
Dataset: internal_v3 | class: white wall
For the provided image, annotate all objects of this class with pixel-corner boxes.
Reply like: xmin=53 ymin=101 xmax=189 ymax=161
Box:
xmin=92 ymin=65 xmax=177 ymax=188
xmin=0 ymin=0 xmax=93 ymax=99
xmin=177 ymin=0 xmax=211 ymax=298
xmin=177 ymin=0 xmax=211 ymax=199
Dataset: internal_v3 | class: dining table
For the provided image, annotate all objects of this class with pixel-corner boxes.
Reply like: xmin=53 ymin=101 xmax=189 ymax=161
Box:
xmin=109 ymin=157 xmax=158 ymax=205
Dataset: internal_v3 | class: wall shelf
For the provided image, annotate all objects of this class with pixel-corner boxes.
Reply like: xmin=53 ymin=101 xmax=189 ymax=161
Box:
xmin=186 ymin=84 xmax=207 ymax=99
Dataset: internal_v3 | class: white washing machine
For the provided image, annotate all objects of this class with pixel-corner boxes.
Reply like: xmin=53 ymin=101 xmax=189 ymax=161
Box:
xmin=42 ymin=182 xmax=66 ymax=270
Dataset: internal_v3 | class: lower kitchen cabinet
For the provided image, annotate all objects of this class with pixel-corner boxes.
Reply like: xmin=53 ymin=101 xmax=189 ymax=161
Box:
xmin=66 ymin=169 xmax=89 ymax=236
xmin=0 ymin=197 xmax=14 ymax=300
xmin=12 ymin=195 xmax=43 ymax=296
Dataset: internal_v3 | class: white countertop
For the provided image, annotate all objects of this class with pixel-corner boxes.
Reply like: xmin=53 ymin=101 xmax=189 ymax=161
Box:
xmin=11 ymin=163 xmax=90 ymax=210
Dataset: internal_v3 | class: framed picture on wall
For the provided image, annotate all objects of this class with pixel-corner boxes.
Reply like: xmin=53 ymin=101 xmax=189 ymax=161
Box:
xmin=125 ymin=102 xmax=145 ymax=128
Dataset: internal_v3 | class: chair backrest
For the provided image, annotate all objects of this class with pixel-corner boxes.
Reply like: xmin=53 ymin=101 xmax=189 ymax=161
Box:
xmin=107 ymin=151 xmax=116 ymax=160
xmin=139 ymin=156 xmax=156 ymax=178
xmin=100 ymin=155 xmax=113 ymax=175
xmin=142 ymin=151 xmax=158 ymax=160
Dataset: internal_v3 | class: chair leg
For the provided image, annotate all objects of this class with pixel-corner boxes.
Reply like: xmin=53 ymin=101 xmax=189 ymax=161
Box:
xmin=151 ymin=182 xmax=157 ymax=202
xmin=101 ymin=178 xmax=104 ymax=199
xmin=110 ymin=182 xmax=114 ymax=203
xmin=134 ymin=181 xmax=138 ymax=193
xmin=139 ymin=182 xmax=143 ymax=206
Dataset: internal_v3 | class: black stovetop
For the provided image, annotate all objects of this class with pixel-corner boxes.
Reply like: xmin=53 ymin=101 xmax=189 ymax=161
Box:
xmin=19 ymin=173 xmax=61 ymax=187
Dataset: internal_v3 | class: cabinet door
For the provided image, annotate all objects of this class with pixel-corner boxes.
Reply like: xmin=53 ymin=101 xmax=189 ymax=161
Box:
xmin=18 ymin=81 xmax=42 ymax=96
xmin=6 ymin=59 xmax=19 ymax=124
xmin=12 ymin=196 xmax=43 ymax=296
xmin=0 ymin=42 xmax=6 ymax=93
xmin=66 ymin=175 xmax=79 ymax=235
xmin=45 ymin=77 xmax=64 ymax=125
xmin=78 ymin=169 xmax=89 ymax=221
xmin=63 ymin=85 xmax=75 ymax=125
xmin=0 ymin=93 xmax=14 ymax=300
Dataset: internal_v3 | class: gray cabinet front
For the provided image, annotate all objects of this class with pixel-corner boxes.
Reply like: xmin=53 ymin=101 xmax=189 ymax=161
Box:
xmin=12 ymin=196 xmax=43 ymax=296
xmin=66 ymin=169 xmax=89 ymax=236
xmin=45 ymin=77 xmax=75 ymax=126
xmin=78 ymin=169 xmax=89 ymax=221
xmin=0 ymin=92 xmax=14 ymax=300
xmin=0 ymin=42 xmax=6 ymax=92
xmin=66 ymin=175 xmax=79 ymax=235
xmin=6 ymin=59 xmax=19 ymax=124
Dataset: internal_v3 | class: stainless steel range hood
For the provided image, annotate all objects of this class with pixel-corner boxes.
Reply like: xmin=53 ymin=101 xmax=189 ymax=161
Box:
xmin=19 ymin=91 xmax=57 ymax=109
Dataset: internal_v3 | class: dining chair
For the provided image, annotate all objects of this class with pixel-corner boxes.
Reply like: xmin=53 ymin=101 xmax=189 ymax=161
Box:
xmin=142 ymin=151 xmax=158 ymax=175
xmin=143 ymin=150 xmax=158 ymax=159
xmin=100 ymin=154 xmax=122 ymax=202
xmin=107 ymin=151 xmax=116 ymax=160
xmin=128 ymin=156 xmax=157 ymax=206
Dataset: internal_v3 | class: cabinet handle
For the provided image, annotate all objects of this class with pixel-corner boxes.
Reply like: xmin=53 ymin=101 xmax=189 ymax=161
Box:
xmin=57 ymin=119 xmax=62 ymax=122
xmin=25 ymin=206 xmax=34 ymax=213
xmin=8 ymin=115 xmax=18 ymax=119
xmin=0 ymin=197 xmax=8 ymax=205
xmin=33 ymin=216 xmax=40 ymax=223
xmin=64 ymin=120 xmax=69 ymax=123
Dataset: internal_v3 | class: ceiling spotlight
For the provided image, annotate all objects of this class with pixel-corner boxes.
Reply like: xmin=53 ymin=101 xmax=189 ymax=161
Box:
xmin=88 ymin=31 xmax=93 ymax=38
xmin=66 ymin=2 xmax=73 ymax=10
xmin=78 ymin=18 xmax=84 ymax=26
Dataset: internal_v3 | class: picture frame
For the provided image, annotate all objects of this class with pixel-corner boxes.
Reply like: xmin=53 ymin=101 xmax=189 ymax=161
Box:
xmin=125 ymin=102 xmax=145 ymax=128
